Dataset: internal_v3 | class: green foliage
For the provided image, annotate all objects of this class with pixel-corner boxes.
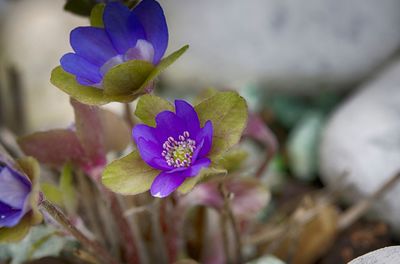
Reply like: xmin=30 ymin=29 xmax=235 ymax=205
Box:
xmin=102 ymin=91 xmax=248 ymax=196
xmin=51 ymin=45 xmax=189 ymax=105
xmin=50 ymin=67 xmax=108 ymax=105
xmin=5 ymin=226 xmax=68 ymax=264
xmin=90 ymin=3 xmax=105 ymax=27
xmin=195 ymin=91 xmax=248 ymax=160
xmin=41 ymin=183 xmax=63 ymax=207
xmin=60 ymin=164 xmax=77 ymax=215
xmin=103 ymin=60 xmax=155 ymax=99
xmin=102 ymin=151 xmax=159 ymax=195
xmin=135 ymin=94 xmax=174 ymax=126
xmin=64 ymin=0 xmax=96 ymax=17
xmin=177 ymin=167 xmax=227 ymax=193
xmin=217 ymin=148 xmax=248 ymax=173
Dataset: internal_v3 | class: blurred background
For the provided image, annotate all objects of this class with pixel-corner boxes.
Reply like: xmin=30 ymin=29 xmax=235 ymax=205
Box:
xmin=1 ymin=0 xmax=400 ymax=262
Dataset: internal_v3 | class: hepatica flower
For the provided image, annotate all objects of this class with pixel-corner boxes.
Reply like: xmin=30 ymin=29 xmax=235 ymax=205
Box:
xmin=0 ymin=165 xmax=32 ymax=228
xmin=133 ymin=100 xmax=213 ymax=197
xmin=52 ymin=0 xmax=188 ymax=105
xmin=0 ymin=155 xmax=42 ymax=242
xmin=102 ymin=91 xmax=248 ymax=198
xmin=61 ymin=0 xmax=167 ymax=87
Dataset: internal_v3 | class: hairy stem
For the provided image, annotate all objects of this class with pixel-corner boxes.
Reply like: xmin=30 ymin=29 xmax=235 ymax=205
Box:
xmin=107 ymin=191 xmax=141 ymax=264
xmin=40 ymin=200 xmax=119 ymax=264
xmin=218 ymin=183 xmax=243 ymax=264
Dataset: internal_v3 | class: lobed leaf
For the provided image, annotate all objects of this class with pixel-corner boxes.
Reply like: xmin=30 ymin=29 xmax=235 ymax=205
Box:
xmin=217 ymin=148 xmax=248 ymax=173
xmin=103 ymin=60 xmax=155 ymax=97
xmin=102 ymin=151 xmax=159 ymax=195
xmin=71 ymin=99 xmax=106 ymax=164
xmin=138 ymin=45 xmax=189 ymax=92
xmin=90 ymin=3 xmax=105 ymax=27
xmin=18 ymin=129 xmax=85 ymax=167
xmin=51 ymin=66 xmax=109 ymax=105
xmin=178 ymin=167 xmax=227 ymax=194
xmin=0 ymin=216 xmax=32 ymax=243
xmin=51 ymin=45 xmax=189 ymax=105
xmin=195 ymin=91 xmax=248 ymax=160
xmin=135 ymin=94 xmax=174 ymax=126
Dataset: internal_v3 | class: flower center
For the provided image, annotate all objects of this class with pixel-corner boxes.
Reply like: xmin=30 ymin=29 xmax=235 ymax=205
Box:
xmin=162 ymin=131 xmax=196 ymax=168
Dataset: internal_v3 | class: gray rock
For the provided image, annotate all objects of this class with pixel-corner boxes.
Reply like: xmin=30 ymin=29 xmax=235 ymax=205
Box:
xmin=349 ymin=246 xmax=400 ymax=264
xmin=319 ymin=59 xmax=400 ymax=231
xmin=162 ymin=0 xmax=400 ymax=93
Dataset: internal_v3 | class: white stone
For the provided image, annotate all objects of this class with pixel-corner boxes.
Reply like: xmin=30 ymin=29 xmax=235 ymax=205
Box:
xmin=349 ymin=246 xmax=400 ymax=264
xmin=163 ymin=0 xmax=400 ymax=93
xmin=319 ymin=59 xmax=400 ymax=231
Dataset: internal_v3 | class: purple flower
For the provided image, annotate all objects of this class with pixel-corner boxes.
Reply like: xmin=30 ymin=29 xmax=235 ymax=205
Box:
xmin=0 ymin=164 xmax=32 ymax=228
xmin=61 ymin=0 xmax=168 ymax=88
xmin=133 ymin=100 xmax=213 ymax=198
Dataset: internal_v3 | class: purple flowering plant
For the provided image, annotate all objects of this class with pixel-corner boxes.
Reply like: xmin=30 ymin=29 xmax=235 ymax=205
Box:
xmin=102 ymin=91 xmax=248 ymax=197
xmin=0 ymin=154 xmax=42 ymax=243
xmin=0 ymin=0 xmax=277 ymax=263
xmin=51 ymin=0 xmax=188 ymax=105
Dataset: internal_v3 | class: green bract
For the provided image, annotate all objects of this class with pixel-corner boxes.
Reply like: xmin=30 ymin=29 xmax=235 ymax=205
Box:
xmin=0 ymin=157 xmax=43 ymax=243
xmin=90 ymin=3 xmax=105 ymax=28
xmin=102 ymin=91 xmax=248 ymax=195
xmin=51 ymin=45 xmax=189 ymax=105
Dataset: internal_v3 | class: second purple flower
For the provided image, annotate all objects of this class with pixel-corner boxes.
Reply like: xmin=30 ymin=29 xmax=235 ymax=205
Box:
xmin=133 ymin=100 xmax=213 ymax=197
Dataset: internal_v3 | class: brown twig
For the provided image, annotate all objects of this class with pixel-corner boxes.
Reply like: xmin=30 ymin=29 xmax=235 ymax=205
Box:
xmin=40 ymin=200 xmax=119 ymax=264
xmin=338 ymin=172 xmax=400 ymax=230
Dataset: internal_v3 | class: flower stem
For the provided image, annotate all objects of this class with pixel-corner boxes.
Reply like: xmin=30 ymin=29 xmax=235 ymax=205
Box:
xmin=218 ymin=183 xmax=243 ymax=264
xmin=40 ymin=200 xmax=119 ymax=264
xmin=124 ymin=103 xmax=135 ymax=128
xmin=107 ymin=192 xmax=140 ymax=264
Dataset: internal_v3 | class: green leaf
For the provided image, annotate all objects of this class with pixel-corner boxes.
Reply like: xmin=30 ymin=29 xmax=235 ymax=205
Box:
xmin=103 ymin=60 xmax=155 ymax=97
xmin=64 ymin=0 xmax=96 ymax=17
xmin=135 ymin=94 xmax=174 ymax=126
xmin=195 ymin=91 xmax=248 ymax=160
xmin=178 ymin=167 xmax=227 ymax=194
xmin=139 ymin=45 xmax=189 ymax=91
xmin=217 ymin=148 xmax=248 ymax=173
xmin=102 ymin=151 xmax=159 ymax=195
xmin=90 ymin=3 xmax=105 ymax=27
xmin=51 ymin=45 xmax=189 ymax=105
xmin=60 ymin=164 xmax=77 ymax=215
xmin=41 ymin=183 xmax=63 ymax=206
xmin=0 ymin=216 xmax=32 ymax=243
xmin=193 ymin=87 xmax=218 ymax=105
xmin=51 ymin=66 xmax=109 ymax=105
